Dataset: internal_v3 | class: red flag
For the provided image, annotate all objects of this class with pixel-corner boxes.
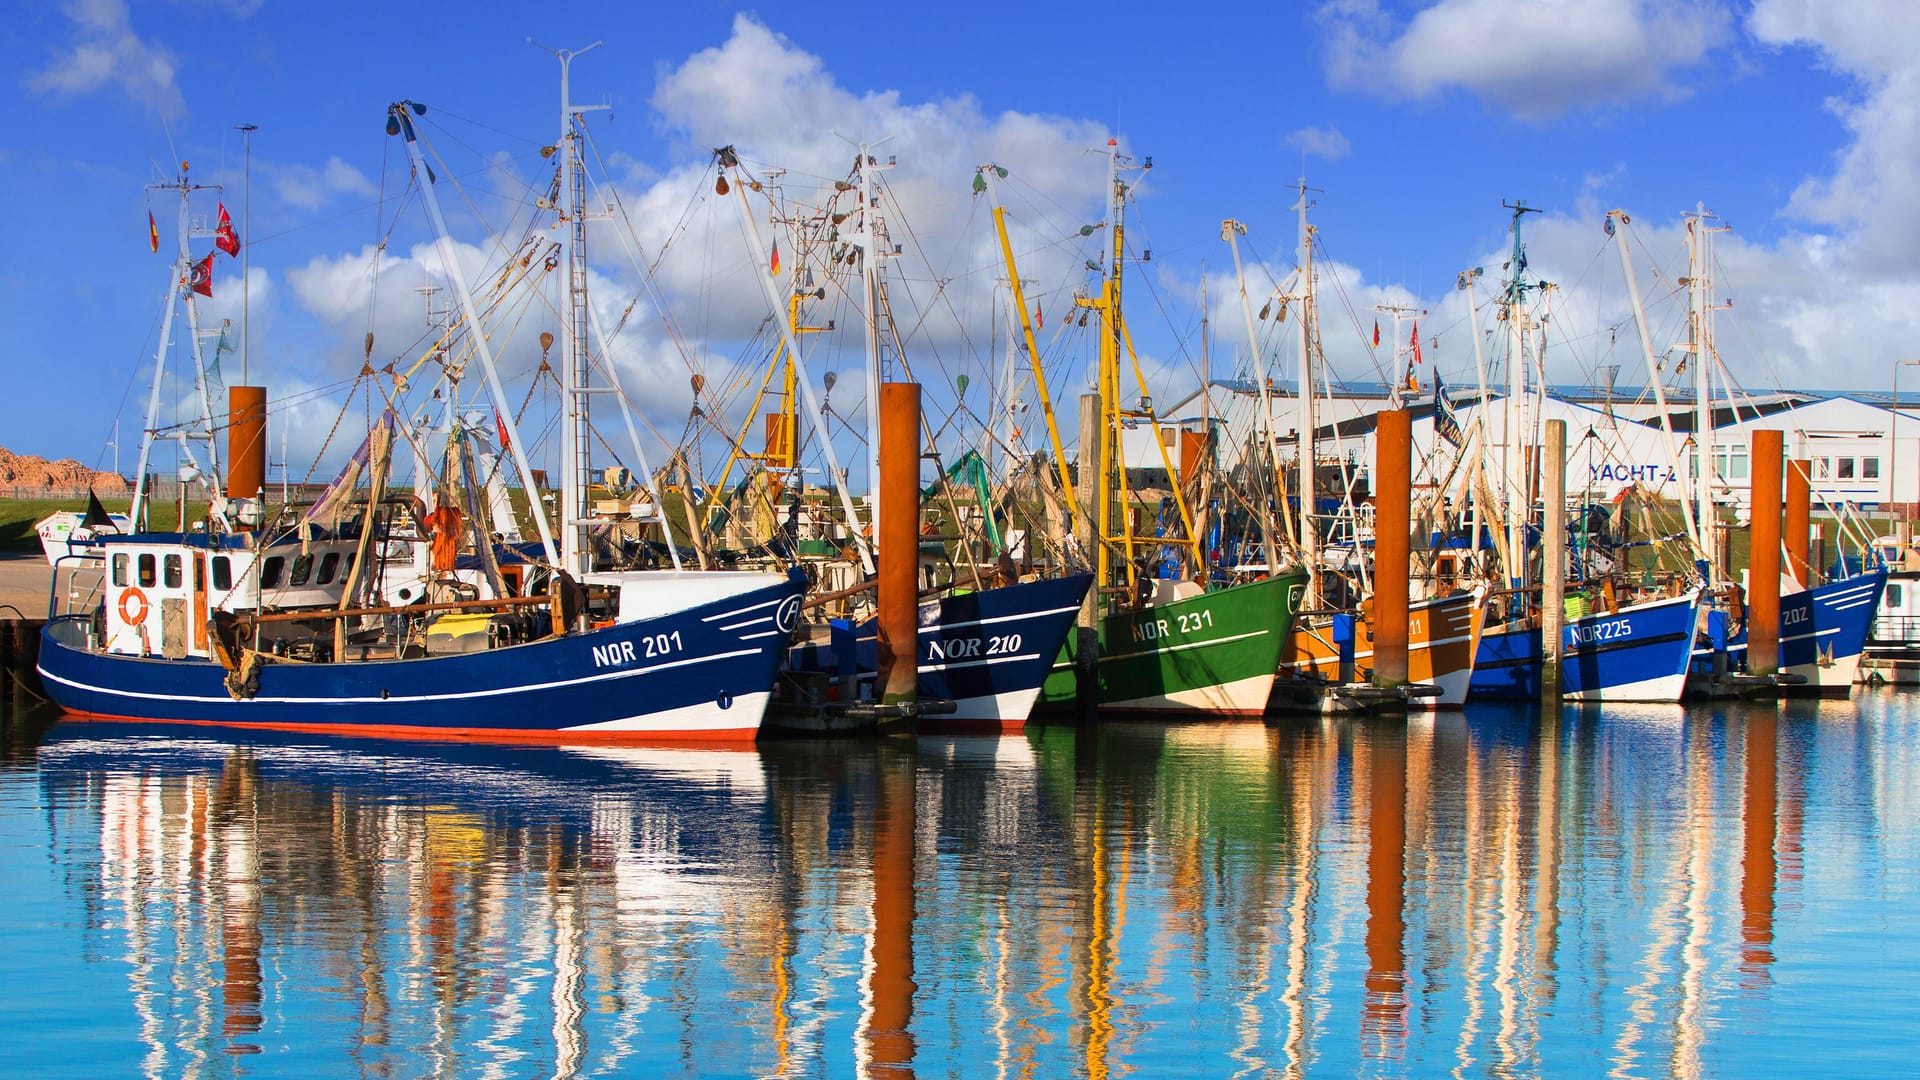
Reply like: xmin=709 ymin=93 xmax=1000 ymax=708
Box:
xmin=495 ymin=409 xmax=511 ymax=454
xmin=1411 ymin=320 xmax=1422 ymax=365
xmin=215 ymin=202 xmax=240 ymax=257
xmin=1035 ymin=304 xmax=1044 ymax=329
xmin=148 ymin=211 xmax=159 ymax=253
xmin=189 ymin=253 xmax=213 ymax=297
xmin=769 ymin=239 xmax=781 ymax=278
xmin=1372 ymin=319 xmax=1380 ymax=347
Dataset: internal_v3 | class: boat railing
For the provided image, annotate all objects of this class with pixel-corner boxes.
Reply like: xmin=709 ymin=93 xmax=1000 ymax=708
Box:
xmin=49 ymin=554 xmax=105 ymax=621
xmin=1870 ymin=614 xmax=1920 ymax=643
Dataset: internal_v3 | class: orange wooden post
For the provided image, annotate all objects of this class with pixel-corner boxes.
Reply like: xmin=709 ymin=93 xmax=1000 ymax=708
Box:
xmin=1749 ymin=429 xmax=1784 ymax=673
xmin=1373 ymin=409 xmax=1411 ymax=685
xmin=1785 ymin=459 xmax=1812 ymax=588
xmin=877 ymin=383 xmax=922 ymax=705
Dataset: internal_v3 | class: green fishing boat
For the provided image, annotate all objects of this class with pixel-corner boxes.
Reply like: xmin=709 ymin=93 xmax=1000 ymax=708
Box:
xmin=1040 ymin=570 xmax=1307 ymax=715
xmin=978 ymin=147 xmax=1308 ymax=720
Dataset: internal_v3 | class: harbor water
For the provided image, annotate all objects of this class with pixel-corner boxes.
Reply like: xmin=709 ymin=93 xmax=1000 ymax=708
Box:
xmin=1 ymin=693 xmax=1916 ymax=1077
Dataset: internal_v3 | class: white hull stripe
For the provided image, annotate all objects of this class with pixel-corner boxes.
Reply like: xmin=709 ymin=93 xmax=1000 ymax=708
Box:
xmin=927 ymin=605 xmax=1084 ymax=635
xmin=920 ymin=652 xmax=1042 ymax=674
xmin=562 ymin=691 xmax=771 ymax=733
xmin=1101 ymin=629 xmax=1269 ymax=665
xmin=41 ymin=645 xmax=760 ymax=708
xmin=703 ymin=594 xmax=786 ymax=622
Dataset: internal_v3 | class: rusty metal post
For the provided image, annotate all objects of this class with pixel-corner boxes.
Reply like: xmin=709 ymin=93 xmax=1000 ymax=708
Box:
xmin=1749 ymin=429 xmax=1784 ymax=674
xmin=877 ymin=383 xmax=922 ymax=707
xmin=1785 ymin=459 xmax=1812 ymax=588
xmin=1373 ymin=409 xmax=1411 ymax=686
xmin=227 ymin=386 xmax=267 ymax=511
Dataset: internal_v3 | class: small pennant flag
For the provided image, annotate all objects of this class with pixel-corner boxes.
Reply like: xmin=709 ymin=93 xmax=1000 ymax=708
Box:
xmin=148 ymin=211 xmax=159 ymax=253
xmin=495 ymin=409 xmax=511 ymax=454
xmin=189 ymin=252 xmax=213 ymax=297
xmin=769 ymin=239 xmax=781 ymax=278
xmin=1411 ymin=320 xmax=1422 ymax=366
xmin=215 ymin=202 xmax=240 ymax=257
xmin=1035 ymin=304 xmax=1043 ymax=329
xmin=1372 ymin=319 xmax=1380 ymax=347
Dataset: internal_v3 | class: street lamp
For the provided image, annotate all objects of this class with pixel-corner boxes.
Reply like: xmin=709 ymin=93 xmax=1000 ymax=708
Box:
xmin=1893 ymin=357 xmax=1920 ymax=550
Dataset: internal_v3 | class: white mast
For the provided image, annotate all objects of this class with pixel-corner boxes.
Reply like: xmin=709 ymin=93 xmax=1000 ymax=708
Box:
xmin=845 ymin=138 xmax=893 ymax=541
xmin=1686 ymin=203 xmax=1721 ymax=584
xmin=391 ymin=102 xmax=561 ymax=564
xmin=717 ymin=148 xmax=875 ymax=575
xmin=1293 ymin=179 xmax=1318 ymax=605
xmin=1221 ymin=219 xmax=1283 ymax=575
xmin=1608 ymin=208 xmax=1704 ymax=557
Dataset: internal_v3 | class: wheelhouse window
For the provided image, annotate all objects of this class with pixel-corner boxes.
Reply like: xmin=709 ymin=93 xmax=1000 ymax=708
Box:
xmin=260 ymin=556 xmax=284 ymax=589
xmin=290 ymin=554 xmax=313 ymax=586
xmin=212 ymin=556 xmax=232 ymax=591
xmin=163 ymin=554 xmax=182 ymax=589
xmin=317 ymin=552 xmax=340 ymax=586
xmin=137 ymin=554 xmax=156 ymax=588
xmin=112 ymin=553 xmax=129 ymax=588
xmin=1888 ymin=583 xmax=1904 ymax=609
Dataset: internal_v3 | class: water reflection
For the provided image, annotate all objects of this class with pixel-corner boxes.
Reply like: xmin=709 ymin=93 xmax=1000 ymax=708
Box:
xmin=15 ymin=695 xmax=1920 ymax=1076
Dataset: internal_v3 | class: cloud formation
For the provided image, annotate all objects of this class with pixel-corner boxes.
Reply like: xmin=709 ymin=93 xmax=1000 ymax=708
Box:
xmin=1319 ymin=0 xmax=1732 ymax=118
xmin=26 ymin=0 xmax=186 ymax=120
xmin=1286 ymin=126 xmax=1353 ymax=160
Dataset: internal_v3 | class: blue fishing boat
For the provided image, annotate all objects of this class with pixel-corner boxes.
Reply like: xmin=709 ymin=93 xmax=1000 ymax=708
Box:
xmin=38 ymin=558 xmax=806 ymax=742
xmin=1560 ymin=590 xmax=1704 ymax=703
xmin=1711 ymin=567 xmax=1888 ymax=693
xmin=1466 ymin=621 xmax=1542 ymax=700
xmin=785 ymin=573 xmax=1092 ymax=730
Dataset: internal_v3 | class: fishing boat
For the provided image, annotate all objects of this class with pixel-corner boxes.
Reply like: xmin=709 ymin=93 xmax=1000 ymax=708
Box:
xmin=1458 ymin=203 xmax=1712 ymax=703
xmin=711 ymin=146 xmax=1092 ymax=730
xmin=979 ymin=147 xmax=1306 ymax=717
xmin=39 ymin=84 xmax=806 ymax=742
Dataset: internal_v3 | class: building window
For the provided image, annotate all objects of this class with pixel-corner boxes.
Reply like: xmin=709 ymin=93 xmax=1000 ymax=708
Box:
xmin=1864 ymin=457 xmax=1881 ymax=479
xmin=1815 ymin=458 xmax=1831 ymax=479
xmin=163 ymin=554 xmax=182 ymax=589
xmin=1838 ymin=457 xmax=1856 ymax=479
xmin=212 ymin=556 xmax=232 ymax=591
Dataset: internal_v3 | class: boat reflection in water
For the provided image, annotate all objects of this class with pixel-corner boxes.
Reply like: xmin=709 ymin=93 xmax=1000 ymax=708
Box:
xmin=24 ymin=694 xmax=1920 ymax=1077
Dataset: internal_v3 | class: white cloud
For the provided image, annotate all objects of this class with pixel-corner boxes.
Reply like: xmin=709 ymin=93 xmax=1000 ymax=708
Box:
xmin=1286 ymin=126 xmax=1353 ymax=160
xmin=269 ymin=156 xmax=379 ymax=211
xmin=26 ymin=0 xmax=186 ymax=120
xmin=1748 ymin=1 xmax=1920 ymax=274
xmin=1319 ymin=0 xmax=1732 ymax=118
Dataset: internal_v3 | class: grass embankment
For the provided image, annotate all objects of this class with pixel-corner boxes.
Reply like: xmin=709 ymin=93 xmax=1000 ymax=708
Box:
xmin=0 ymin=498 xmax=211 ymax=550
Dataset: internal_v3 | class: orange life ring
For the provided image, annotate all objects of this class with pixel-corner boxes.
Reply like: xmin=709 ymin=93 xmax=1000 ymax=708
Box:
xmin=118 ymin=586 xmax=150 ymax=626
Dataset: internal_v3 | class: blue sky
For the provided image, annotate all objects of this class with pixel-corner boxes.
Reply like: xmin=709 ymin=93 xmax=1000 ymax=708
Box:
xmin=4 ymin=1 xmax=1914 ymax=489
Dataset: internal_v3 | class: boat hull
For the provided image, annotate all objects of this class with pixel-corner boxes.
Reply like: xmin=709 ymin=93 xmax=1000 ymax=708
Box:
xmin=1561 ymin=591 xmax=1702 ymax=703
xmin=784 ymin=574 xmax=1092 ymax=731
xmin=1468 ymin=622 xmax=1543 ymax=700
xmin=1273 ymin=592 xmax=1479 ymax=708
xmin=1719 ymin=569 xmax=1887 ymax=695
xmin=1038 ymin=571 xmax=1307 ymax=718
xmin=37 ymin=573 xmax=807 ymax=743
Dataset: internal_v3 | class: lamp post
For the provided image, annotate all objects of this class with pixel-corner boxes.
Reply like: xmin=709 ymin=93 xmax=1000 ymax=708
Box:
xmin=235 ymin=123 xmax=257 ymax=385
xmin=1893 ymin=358 xmax=1920 ymax=548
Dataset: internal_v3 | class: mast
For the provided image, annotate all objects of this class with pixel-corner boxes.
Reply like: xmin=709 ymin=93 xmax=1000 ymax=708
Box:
xmin=1293 ymin=179 xmax=1319 ymax=606
xmin=540 ymin=40 xmax=605 ymax=575
xmin=715 ymin=147 xmax=875 ymax=575
xmin=1221 ymin=219 xmax=1283 ymax=575
xmin=847 ymin=140 xmax=893 ymax=536
xmin=1500 ymin=201 xmax=1540 ymax=589
xmin=390 ymin=102 xmax=561 ymax=564
xmin=1686 ymin=203 xmax=1721 ymax=585
xmin=130 ymin=162 xmax=225 ymax=528
xmin=1608 ymin=208 xmax=1705 ymax=558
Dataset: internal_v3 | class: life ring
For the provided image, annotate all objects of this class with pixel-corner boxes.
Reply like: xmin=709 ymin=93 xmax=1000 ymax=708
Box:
xmin=118 ymin=586 xmax=150 ymax=626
